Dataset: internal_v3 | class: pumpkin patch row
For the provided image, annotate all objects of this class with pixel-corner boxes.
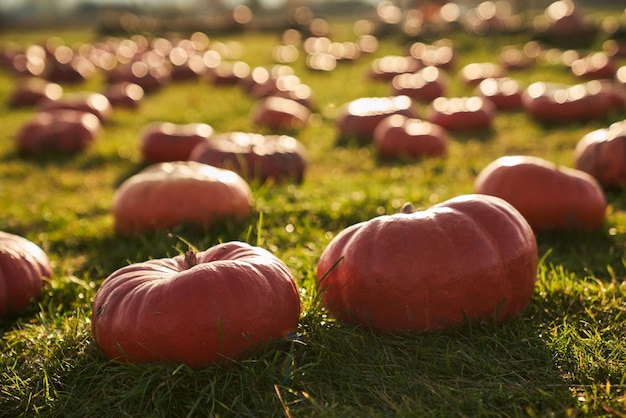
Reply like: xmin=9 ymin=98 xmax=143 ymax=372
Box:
xmin=2 ymin=3 xmax=626 ymax=372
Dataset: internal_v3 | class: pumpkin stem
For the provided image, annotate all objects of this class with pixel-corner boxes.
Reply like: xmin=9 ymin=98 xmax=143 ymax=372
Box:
xmin=401 ymin=202 xmax=414 ymax=214
xmin=184 ymin=249 xmax=197 ymax=269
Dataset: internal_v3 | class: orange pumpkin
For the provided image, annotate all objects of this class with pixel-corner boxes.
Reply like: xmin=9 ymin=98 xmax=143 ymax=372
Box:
xmin=373 ymin=114 xmax=447 ymax=159
xmin=575 ymin=120 xmax=626 ymax=188
xmin=474 ymin=155 xmax=606 ymax=231
xmin=112 ymin=161 xmax=252 ymax=235
xmin=0 ymin=231 xmax=52 ymax=317
xmin=316 ymin=194 xmax=537 ymax=333
xmin=189 ymin=132 xmax=306 ymax=183
xmin=140 ymin=122 xmax=213 ymax=163
xmin=92 ymin=242 xmax=300 ymax=368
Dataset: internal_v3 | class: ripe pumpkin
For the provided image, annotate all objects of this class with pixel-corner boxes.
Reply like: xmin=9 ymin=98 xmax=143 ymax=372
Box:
xmin=91 ymin=241 xmax=301 ymax=368
xmin=373 ymin=114 xmax=447 ymax=159
xmin=16 ymin=110 xmax=101 ymax=155
xmin=189 ymin=132 xmax=307 ymax=183
xmin=474 ymin=155 xmax=606 ymax=231
xmin=250 ymin=96 xmax=311 ymax=132
xmin=336 ymin=95 xmax=417 ymax=143
xmin=112 ymin=161 xmax=252 ymax=235
xmin=575 ymin=120 xmax=626 ymax=188
xmin=38 ymin=92 xmax=113 ymax=123
xmin=0 ymin=231 xmax=52 ymax=317
xmin=316 ymin=194 xmax=537 ymax=333
xmin=390 ymin=66 xmax=446 ymax=103
xmin=428 ymin=96 xmax=495 ymax=131
xmin=140 ymin=122 xmax=214 ymax=163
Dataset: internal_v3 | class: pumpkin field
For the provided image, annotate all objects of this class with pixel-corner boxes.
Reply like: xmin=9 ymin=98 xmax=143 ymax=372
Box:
xmin=2 ymin=2 xmax=626 ymax=416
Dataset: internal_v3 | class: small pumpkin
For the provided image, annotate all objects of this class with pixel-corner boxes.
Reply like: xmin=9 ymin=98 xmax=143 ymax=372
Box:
xmin=91 ymin=241 xmax=301 ymax=368
xmin=373 ymin=114 xmax=447 ymax=159
xmin=0 ymin=231 xmax=52 ymax=317
xmin=316 ymin=194 xmax=537 ymax=333
xmin=522 ymin=81 xmax=611 ymax=123
xmin=474 ymin=155 xmax=606 ymax=231
xmin=477 ymin=77 xmax=523 ymax=110
xmin=8 ymin=78 xmax=63 ymax=107
xmin=16 ymin=110 xmax=101 ymax=155
xmin=575 ymin=120 xmax=626 ymax=188
xmin=250 ymin=96 xmax=311 ymax=132
xmin=428 ymin=96 xmax=495 ymax=131
xmin=112 ymin=161 xmax=252 ymax=235
xmin=336 ymin=95 xmax=417 ymax=143
xmin=140 ymin=122 xmax=214 ymax=163
xmin=390 ymin=66 xmax=446 ymax=103
xmin=38 ymin=92 xmax=112 ymax=123
xmin=189 ymin=132 xmax=307 ymax=183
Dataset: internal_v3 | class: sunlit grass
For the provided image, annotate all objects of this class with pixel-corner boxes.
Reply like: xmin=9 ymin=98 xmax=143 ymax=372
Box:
xmin=1 ymin=14 xmax=626 ymax=417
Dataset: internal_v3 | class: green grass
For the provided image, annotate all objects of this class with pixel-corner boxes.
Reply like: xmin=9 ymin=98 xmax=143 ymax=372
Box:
xmin=1 ymin=10 xmax=626 ymax=417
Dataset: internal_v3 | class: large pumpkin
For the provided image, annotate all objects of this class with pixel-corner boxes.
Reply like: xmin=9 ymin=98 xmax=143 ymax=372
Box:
xmin=91 ymin=241 xmax=301 ymax=368
xmin=189 ymin=132 xmax=307 ymax=183
xmin=574 ymin=120 xmax=626 ymax=188
xmin=474 ymin=155 xmax=606 ymax=231
xmin=428 ymin=96 xmax=495 ymax=131
xmin=0 ymin=231 xmax=52 ymax=317
xmin=112 ymin=161 xmax=252 ymax=235
xmin=316 ymin=194 xmax=537 ymax=333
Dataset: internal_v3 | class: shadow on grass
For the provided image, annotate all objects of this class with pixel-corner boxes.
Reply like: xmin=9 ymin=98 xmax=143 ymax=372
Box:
xmin=536 ymin=227 xmax=626 ymax=282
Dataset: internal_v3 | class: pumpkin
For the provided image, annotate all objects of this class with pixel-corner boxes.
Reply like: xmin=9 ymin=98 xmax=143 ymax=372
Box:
xmin=189 ymin=132 xmax=307 ymax=183
xmin=390 ymin=66 xmax=446 ymax=103
xmin=91 ymin=241 xmax=301 ymax=368
xmin=112 ymin=161 xmax=252 ymax=235
xmin=522 ymin=81 xmax=611 ymax=123
xmin=0 ymin=231 xmax=52 ymax=317
xmin=102 ymin=82 xmax=144 ymax=109
xmin=316 ymin=194 xmax=537 ymax=333
xmin=477 ymin=77 xmax=523 ymax=110
xmin=373 ymin=114 xmax=447 ymax=159
xmin=474 ymin=155 xmax=606 ymax=231
xmin=140 ymin=122 xmax=214 ymax=163
xmin=16 ymin=110 xmax=101 ymax=155
xmin=38 ymin=92 xmax=113 ymax=123
xmin=570 ymin=52 xmax=617 ymax=80
xmin=428 ymin=96 xmax=495 ymax=131
xmin=460 ymin=62 xmax=504 ymax=87
xmin=8 ymin=78 xmax=62 ymax=107
xmin=336 ymin=95 xmax=417 ymax=143
xmin=368 ymin=55 xmax=421 ymax=81
xmin=574 ymin=120 xmax=626 ymax=188
xmin=250 ymin=96 xmax=311 ymax=132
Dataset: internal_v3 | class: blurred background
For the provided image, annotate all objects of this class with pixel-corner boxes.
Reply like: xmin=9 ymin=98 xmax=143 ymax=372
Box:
xmin=1 ymin=0 xmax=622 ymax=33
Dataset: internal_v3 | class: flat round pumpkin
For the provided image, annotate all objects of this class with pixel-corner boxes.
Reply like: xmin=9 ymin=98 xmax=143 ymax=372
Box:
xmin=336 ymin=95 xmax=417 ymax=143
xmin=428 ymin=96 xmax=495 ymax=131
xmin=189 ymin=132 xmax=306 ymax=183
xmin=474 ymin=155 xmax=606 ymax=231
xmin=373 ymin=114 xmax=447 ymax=159
xmin=575 ymin=120 xmax=626 ymax=188
xmin=316 ymin=194 xmax=537 ymax=333
xmin=0 ymin=231 xmax=52 ymax=317
xmin=16 ymin=110 xmax=101 ymax=155
xmin=140 ymin=122 xmax=214 ymax=163
xmin=112 ymin=161 xmax=252 ymax=235
xmin=91 ymin=241 xmax=300 ymax=368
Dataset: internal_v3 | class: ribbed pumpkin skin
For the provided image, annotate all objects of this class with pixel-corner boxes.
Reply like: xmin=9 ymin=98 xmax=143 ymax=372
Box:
xmin=0 ymin=231 xmax=52 ymax=317
xmin=475 ymin=156 xmax=606 ymax=232
xmin=91 ymin=242 xmax=301 ymax=368
xmin=316 ymin=194 xmax=537 ymax=333
xmin=112 ymin=161 xmax=252 ymax=235
xmin=575 ymin=122 xmax=626 ymax=188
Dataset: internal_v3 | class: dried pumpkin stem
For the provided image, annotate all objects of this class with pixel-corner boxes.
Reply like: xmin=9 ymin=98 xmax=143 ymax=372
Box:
xmin=184 ymin=249 xmax=197 ymax=269
xmin=401 ymin=202 xmax=414 ymax=214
